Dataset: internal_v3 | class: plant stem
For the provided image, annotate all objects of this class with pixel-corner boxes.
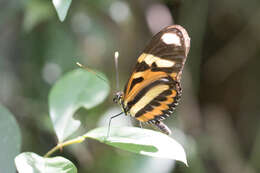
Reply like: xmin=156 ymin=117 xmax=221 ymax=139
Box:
xmin=44 ymin=136 xmax=86 ymax=158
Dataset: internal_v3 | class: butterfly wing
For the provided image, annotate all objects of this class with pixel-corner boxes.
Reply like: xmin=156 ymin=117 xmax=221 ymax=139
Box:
xmin=141 ymin=25 xmax=190 ymax=81
xmin=123 ymin=25 xmax=190 ymax=123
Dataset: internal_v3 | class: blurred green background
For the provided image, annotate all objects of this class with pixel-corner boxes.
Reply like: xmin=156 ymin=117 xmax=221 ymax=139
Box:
xmin=1 ymin=0 xmax=260 ymax=172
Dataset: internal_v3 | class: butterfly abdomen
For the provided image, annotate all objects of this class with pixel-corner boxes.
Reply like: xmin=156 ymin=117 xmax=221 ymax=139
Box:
xmin=154 ymin=121 xmax=172 ymax=135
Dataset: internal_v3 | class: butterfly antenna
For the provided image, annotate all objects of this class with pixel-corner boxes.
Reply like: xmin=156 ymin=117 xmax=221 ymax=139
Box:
xmin=76 ymin=62 xmax=109 ymax=84
xmin=114 ymin=51 xmax=120 ymax=91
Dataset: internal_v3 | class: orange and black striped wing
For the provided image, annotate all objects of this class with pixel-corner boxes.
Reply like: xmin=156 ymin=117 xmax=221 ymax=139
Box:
xmin=128 ymin=75 xmax=181 ymax=123
xmin=123 ymin=25 xmax=190 ymax=123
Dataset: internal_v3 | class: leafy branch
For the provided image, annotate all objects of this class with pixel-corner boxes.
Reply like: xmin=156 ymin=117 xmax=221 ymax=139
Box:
xmin=13 ymin=69 xmax=187 ymax=173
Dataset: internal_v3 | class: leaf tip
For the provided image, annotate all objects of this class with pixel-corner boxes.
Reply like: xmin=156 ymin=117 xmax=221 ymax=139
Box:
xmin=183 ymin=158 xmax=188 ymax=167
xmin=52 ymin=0 xmax=72 ymax=22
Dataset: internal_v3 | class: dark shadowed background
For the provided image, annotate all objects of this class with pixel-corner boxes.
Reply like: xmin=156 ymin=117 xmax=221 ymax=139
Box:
xmin=1 ymin=0 xmax=260 ymax=173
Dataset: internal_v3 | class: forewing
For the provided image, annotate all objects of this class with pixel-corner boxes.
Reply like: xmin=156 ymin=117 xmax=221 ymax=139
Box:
xmin=139 ymin=25 xmax=190 ymax=79
xmin=124 ymin=25 xmax=190 ymax=98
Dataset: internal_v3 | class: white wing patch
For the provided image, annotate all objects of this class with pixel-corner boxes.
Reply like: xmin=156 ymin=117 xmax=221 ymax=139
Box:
xmin=161 ymin=33 xmax=181 ymax=46
xmin=144 ymin=54 xmax=175 ymax=67
xmin=156 ymin=59 xmax=175 ymax=67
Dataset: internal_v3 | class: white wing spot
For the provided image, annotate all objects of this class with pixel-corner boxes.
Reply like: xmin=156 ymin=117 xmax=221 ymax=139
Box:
xmin=161 ymin=33 xmax=181 ymax=46
xmin=143 ymin=54 xmax=175 ymax=67
xmin=156 ymin=59 xmax=175 ymax=67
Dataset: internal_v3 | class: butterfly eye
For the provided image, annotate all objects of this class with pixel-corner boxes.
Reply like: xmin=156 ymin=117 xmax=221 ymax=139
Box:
xmin=113 ymin=92 xmax=123 ymax=104
xmin=112 ymin=96 xmax=118 ymax=103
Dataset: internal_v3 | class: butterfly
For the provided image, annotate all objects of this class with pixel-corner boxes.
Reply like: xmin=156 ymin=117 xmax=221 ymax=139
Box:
xmin=112 ymin=25 xmax=190 ymax=135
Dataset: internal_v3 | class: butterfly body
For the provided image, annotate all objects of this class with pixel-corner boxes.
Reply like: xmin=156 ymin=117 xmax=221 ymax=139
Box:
xmin=113 ymin=25 xmax=190 ymax=135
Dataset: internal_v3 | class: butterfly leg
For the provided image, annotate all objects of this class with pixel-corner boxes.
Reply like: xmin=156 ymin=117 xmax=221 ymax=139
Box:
xmin=107 ymin=112 xmax=124 ymax=139
xmin=139 ymin=121 xmax=143 ymax=128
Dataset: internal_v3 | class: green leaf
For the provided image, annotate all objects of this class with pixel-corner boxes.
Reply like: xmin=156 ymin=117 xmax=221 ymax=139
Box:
xmin=49 ymin=69 xmax=110 ymax=142
xmin=15 ymin=152 xmax=77 ymax=173
xmin=0 ymin=105 xmax=21 ymax=173
xmin=85 ymin=126 xmax=187 ymax=165
xmin=52 ymin=0 xmax=72 ymax=22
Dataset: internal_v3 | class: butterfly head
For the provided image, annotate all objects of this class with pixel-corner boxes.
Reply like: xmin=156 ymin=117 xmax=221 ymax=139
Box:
xmin=113 ymin=91 xmax=123 ymax=104
xmin=113 ymin=91 xmax=128 ymax=114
